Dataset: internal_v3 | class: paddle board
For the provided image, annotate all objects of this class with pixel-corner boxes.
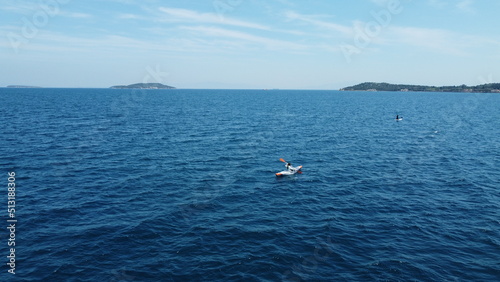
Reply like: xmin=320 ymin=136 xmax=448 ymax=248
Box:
xmin=276 ymin=165 xmax=302 ymax=176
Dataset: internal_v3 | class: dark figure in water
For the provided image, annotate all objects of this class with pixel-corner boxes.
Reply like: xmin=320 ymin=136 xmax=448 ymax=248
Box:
xmin=396 ymin=115 xmax=399 ymax=120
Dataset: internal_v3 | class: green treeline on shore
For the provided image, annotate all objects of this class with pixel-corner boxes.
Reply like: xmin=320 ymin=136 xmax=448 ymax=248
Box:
xmin=341 ymin=82 xmax=500 ymax=93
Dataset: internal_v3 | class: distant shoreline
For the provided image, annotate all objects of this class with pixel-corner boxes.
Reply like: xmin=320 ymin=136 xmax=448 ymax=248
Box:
xmin=341 ymin=82 xmax=500 ymax=93
xmin=3 ymin=82 xmax=500 ymax=93
xmin=6 ymin=85 xmax=42 ymax=88
xmin=110 ymin=83 xmax=175 ymax=89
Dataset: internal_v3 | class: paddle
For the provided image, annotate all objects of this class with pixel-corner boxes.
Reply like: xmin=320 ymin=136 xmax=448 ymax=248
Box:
xmin=279 ymin=158 xmax=302 ymax=174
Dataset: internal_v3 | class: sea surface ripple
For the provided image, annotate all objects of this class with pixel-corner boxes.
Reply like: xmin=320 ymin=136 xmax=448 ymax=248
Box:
xmin=0 ymin=88 xmax=499 ymax=281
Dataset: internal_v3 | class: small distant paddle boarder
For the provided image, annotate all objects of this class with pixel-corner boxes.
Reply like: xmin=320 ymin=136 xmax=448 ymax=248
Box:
xmin=396 ymin=115 xmax=402 ymax=121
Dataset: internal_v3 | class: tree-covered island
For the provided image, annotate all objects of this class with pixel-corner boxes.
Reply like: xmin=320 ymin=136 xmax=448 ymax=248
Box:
xmin=110 ymin=83 xmax=175 ymax=89
xmin=341 ymin=82 xmax=500 ymax=93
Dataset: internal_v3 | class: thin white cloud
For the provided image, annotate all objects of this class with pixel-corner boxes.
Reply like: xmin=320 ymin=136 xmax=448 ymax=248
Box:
xmin=0 ymin=2 xmax=40 ymax=14
xmin=0 ymin=2 xmax=91 ymax=18
xmin=370 ymin=0 xmax=390 ymax=6
xmin=284 ymin=11 xmax=352 ymax=36
xmin=427 ymin=0 xmax=476 ymax=13
xmin=456 ymin=0 xmax=475 ymax=13
xmin=0 ymin=22 xmax=308 ymax=57
xmin=273 ymin=0 xmax=296 ymax=6
xmin=158 ymin=7 xmax=269 ymax=30
xmin=180 ymin=25 xmax=307 ymax=51
xmin=118 ymin=13 xmax=142 ymax=20
xmin=427 ymin=0 xmax=447 ymax=9
xmin=60 ymin=12 xmax=92 ymax=19
xmin=389 ymin=26 xmax=462 ymax=54
xmin=383 ymin=25 xmax=499 ymax=56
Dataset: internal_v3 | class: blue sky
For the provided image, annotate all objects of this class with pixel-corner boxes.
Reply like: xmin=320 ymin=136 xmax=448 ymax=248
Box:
xmin=1 ymin=0 xmax=499 ymax=89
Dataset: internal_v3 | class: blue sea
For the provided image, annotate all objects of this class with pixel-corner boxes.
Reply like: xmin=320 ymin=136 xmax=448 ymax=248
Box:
xmin=1 ymin=88 xmax=499 ymax=281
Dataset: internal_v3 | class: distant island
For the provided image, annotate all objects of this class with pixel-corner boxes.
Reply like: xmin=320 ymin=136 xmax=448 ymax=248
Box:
xmin=110 ymin=83 xmax=175 ymax=89
xmin=7 ymin=85 xmax=42 ymax=88
xmin=341 ymin=82 xmax=500 ymax=93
